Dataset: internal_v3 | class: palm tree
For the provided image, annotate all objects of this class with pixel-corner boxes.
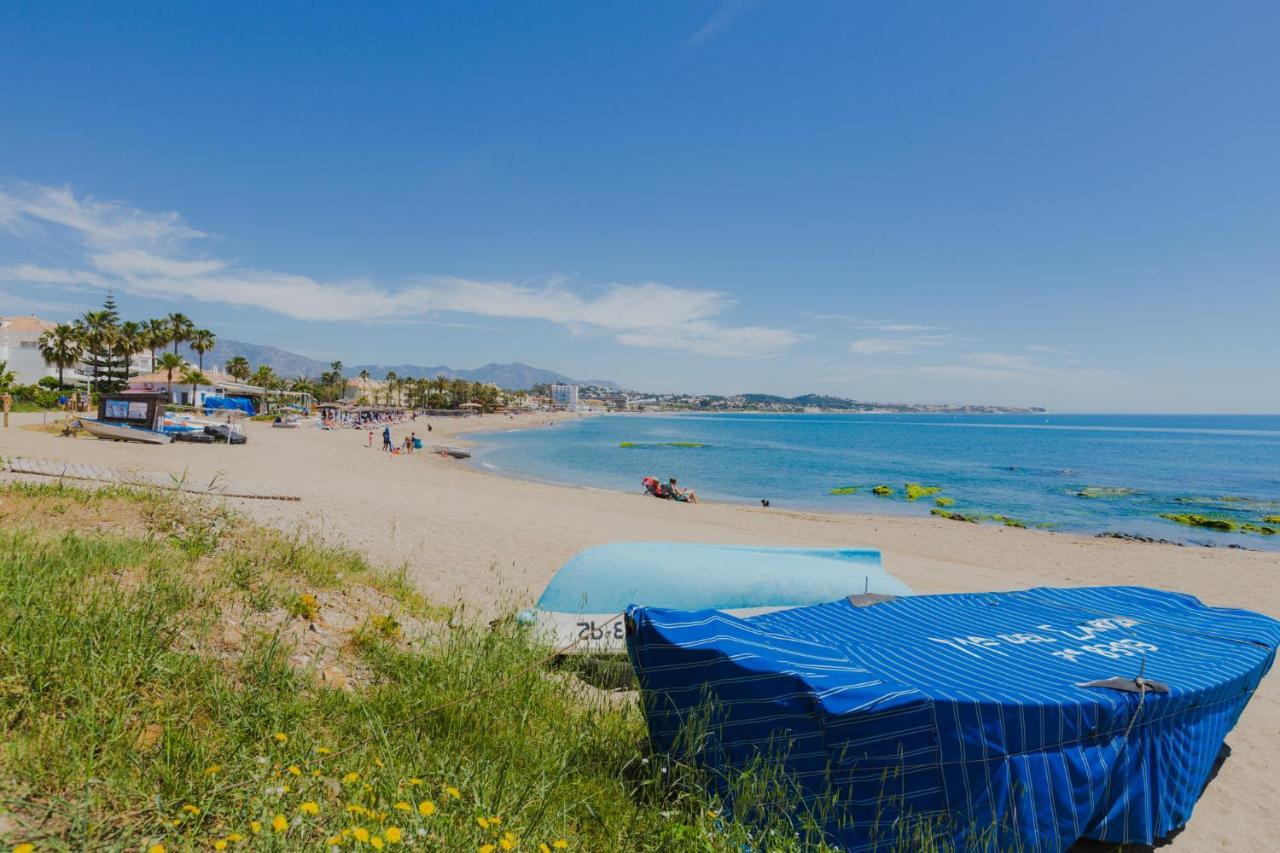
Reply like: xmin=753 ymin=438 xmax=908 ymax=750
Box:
xmin=0 ymin=360 xmax=15 ymax=393
xmin=385 ymin=371 xmax=398 ymax=406
xmin=225 ymin=356 xmax=250 ymax=381
xmin=142 ymin=318 xmax=170 ymax=366
xmin=251 ymin=364 xmax=276 ymax=389
xmin=157 ymin=352 xmax=185 ymax=402
xmin=114 ymin=320 xmax=144 ymax=382
xmin=38 ymin=323 xmax=84 ymax=388
xmin=180 ymin=365 xmax=209 ymax=406
xmin=189 ymin=328 xmax=216 ymax=371
xmin=75 ymin=310 xmax=119 ymax=392
xmin=167 ymin=312 xmax=194 ymax=355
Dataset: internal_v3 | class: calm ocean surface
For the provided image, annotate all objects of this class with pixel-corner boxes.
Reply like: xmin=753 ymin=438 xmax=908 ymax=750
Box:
xmin=469 ymin=413 xmax=1280 ymax=551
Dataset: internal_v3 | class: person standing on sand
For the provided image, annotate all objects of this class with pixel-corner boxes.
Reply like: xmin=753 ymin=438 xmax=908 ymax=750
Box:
xmin=367 ymin=429 xmax=373 ymax=447
xmin=382 ymin=426 xmax=392 ymax=452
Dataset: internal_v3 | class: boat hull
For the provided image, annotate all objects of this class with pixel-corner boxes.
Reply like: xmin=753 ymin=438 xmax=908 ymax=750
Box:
xmin=81 ymin=419 xmax=172 ymax=444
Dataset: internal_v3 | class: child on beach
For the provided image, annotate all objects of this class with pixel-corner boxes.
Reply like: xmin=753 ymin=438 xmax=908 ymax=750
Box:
xmin=367 ymin=430 xmax=373 ymax=447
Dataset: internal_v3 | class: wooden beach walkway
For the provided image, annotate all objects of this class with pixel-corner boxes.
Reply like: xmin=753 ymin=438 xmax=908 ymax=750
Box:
xmin=1 ymin=457 xmax=301 ymax=501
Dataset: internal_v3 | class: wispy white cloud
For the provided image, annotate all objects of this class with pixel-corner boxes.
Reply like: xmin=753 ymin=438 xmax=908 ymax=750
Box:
xmin=849 ymin=335 xmax=950 ymax=355
xmin=809 ymin=313 xmax=941 ymax=333
xmin=920 ymin=351 xmax=1113 ymax=385
xmin=688 ymin=0 xmax=765 ymax=47
xmin=0 ymin=182 xmax=803 ymax=358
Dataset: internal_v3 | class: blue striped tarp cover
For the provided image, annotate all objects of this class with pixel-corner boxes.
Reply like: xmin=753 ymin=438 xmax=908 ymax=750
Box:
xmin=625 ymin=586 xmax=1280 ymax=851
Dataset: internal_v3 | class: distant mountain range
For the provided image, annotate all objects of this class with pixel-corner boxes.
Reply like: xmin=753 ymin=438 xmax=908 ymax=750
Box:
xmin=197 ymin=339 xmax=622 ymax=391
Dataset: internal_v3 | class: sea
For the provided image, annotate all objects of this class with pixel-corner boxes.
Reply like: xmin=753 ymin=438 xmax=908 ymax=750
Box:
xmin=468 ymin=413 xmax=1280 ymax=551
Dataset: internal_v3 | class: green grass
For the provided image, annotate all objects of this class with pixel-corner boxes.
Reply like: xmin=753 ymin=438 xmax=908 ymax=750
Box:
xmin=0 ymin=483 xmax=978 ymax=851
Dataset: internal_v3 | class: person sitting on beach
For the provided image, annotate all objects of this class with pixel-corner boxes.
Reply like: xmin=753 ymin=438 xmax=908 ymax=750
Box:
xmin=642 ymin=476 xmax=666 ymax=499
xmin=668 ymin=477 xmax=698 ymax=503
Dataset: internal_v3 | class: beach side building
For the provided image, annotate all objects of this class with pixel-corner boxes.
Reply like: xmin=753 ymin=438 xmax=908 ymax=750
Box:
xmin=0 ymin=315 xmax=60 ymax=384
xmin=128 ymin=367 xmax=267 ymax=410
xmin=550 ymin=383 xmax=579 ymax=411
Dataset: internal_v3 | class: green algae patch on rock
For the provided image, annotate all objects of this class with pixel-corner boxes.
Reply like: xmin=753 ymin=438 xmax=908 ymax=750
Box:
xmin=872 ymin=485 xmax=893 ymax=497
xmin=619 ymin=441 xmax=708 ymax=449
xmin=1241 ymin=523 xmax=1278 ymax=536
xmin=1262 ymin=515 xmax=1280 ymax=524
xmin=829 ymin=486 xmax=858 ymax=496
xmin=990 ymin=515 xmax=1028 ymax=529
xmin=934 ymin=496 xmax=956 ymax=507
xmin=931 ymin=508 xmax=983 ymax=523
xmin=1160 ymin=513 xmax=1238 ymax=532
xmin=904 ymin=483 xmax=942 ymax=502
xmin=1076 ymin=487 xmax=1140 ymax=499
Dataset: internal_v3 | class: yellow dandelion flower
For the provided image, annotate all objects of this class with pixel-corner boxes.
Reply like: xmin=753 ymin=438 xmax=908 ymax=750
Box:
xmin=14 ymin=844 xmax=36 ymax=853
xmin=373 ymin=757 xmax=384 ymax=768
xmin=342 ymin=772 xmax=360 ymax=784
xmin=214 ymin=841 xmax=228 ymax=851
xmin=384 ymin=827 xmax=402 ymax=844
xmin=316 ymin=746 xmax=332 ymax=755
xmin=300 ymin=801 xmax=320 ymax=815
xmin=181 ymin=804 xmax=201 ymax=816
xmin=489 ymin=816 xmax=502 ymax=826
xmin=393 ymin=802 xmax=411 ymax=812
xmin=553 ymin=841 xmax=568 ymax=849
xmin=249 ymin=820 xmax=262 ymax=835
xmin=406 ymin=778 xmax=423 ymax=787
xmin=479 ymin=846 xmax=496 ymax=853
xmin=499 ymin=832 xmax=516 ymax=851
xmin=273 ymin=732 xmax=288 ymax=744
xmin=271 ymin=814 xmax=288 ymax=833
xmin=281 ymin=785 xmax=292 ymax=794
xmin=476 ymin=816 xmax=490 ymax=830
xmin=540 ymin=845 xmax=551 ymax=853
xmin=313 ymin=769 xmax=323 ymax=777
xmin=204 ymin=764 xmax=221 ymax=776
xmin=148 ymin=845 xmax=166 ymax=853
xmin=417 ymin=801 xmax=435 ymax=817
xmin=326 ymin=837 xmax=344 ymax=848
xmin=226 ymin=834 xmax=244 ymax=843
xmin=351 ymin=827 xmax=370 ymax=843
xmin=370 ymin=839 xmax=384 ymax=851
xmin=287 ymin=765 xmax=302 ymax=776
xmin=346 ymin=805 xmax=367 ymax=816
xmin=445 ymin=786 xmax=461 ymax=799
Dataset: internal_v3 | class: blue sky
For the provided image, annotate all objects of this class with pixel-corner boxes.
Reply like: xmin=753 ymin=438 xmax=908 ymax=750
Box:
xmin=2 ymin=1 xmax=1278 ymax=412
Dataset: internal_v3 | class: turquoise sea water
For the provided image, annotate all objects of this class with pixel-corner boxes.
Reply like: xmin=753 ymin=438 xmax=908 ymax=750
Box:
xmin=469 ymin=413 xmax=1280 ymax=551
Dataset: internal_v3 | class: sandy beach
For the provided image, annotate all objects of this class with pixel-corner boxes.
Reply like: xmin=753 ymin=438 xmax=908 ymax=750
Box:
xmin=3 ymin=410 xmax=1278 ymax=850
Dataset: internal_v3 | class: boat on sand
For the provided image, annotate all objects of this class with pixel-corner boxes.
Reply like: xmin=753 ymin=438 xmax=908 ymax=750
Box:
xmin=520 ymin=542 xmax=910 ymax=655
xmin=80 ymin=418 xmax=172 ymax=444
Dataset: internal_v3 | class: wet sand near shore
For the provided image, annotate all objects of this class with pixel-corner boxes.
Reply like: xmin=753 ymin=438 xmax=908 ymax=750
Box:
xmin=3 ymin=410 xmax=1278 ymax=850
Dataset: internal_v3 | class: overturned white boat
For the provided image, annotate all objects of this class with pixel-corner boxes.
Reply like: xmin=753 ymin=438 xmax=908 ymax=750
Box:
xmin=520 ymin=542 xmax=911 ymax=655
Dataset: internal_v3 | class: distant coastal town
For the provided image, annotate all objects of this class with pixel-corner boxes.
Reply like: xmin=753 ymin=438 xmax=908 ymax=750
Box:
xmin=2 ymin=300 xmax=1044 ymax=417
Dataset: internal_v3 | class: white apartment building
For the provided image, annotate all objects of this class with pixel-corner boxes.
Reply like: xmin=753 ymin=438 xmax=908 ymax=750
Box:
xmin=0 ymin=315 xmax=58 ymax=384
xmin=550 ymin=383 xmax=579 ymax=411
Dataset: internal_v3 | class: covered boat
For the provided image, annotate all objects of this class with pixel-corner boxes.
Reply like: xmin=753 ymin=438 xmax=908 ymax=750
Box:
xmin=626 ymin=586 xmax=1280 ymax=851
xmin=522 ymin=542 xmax=910 ymax=654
